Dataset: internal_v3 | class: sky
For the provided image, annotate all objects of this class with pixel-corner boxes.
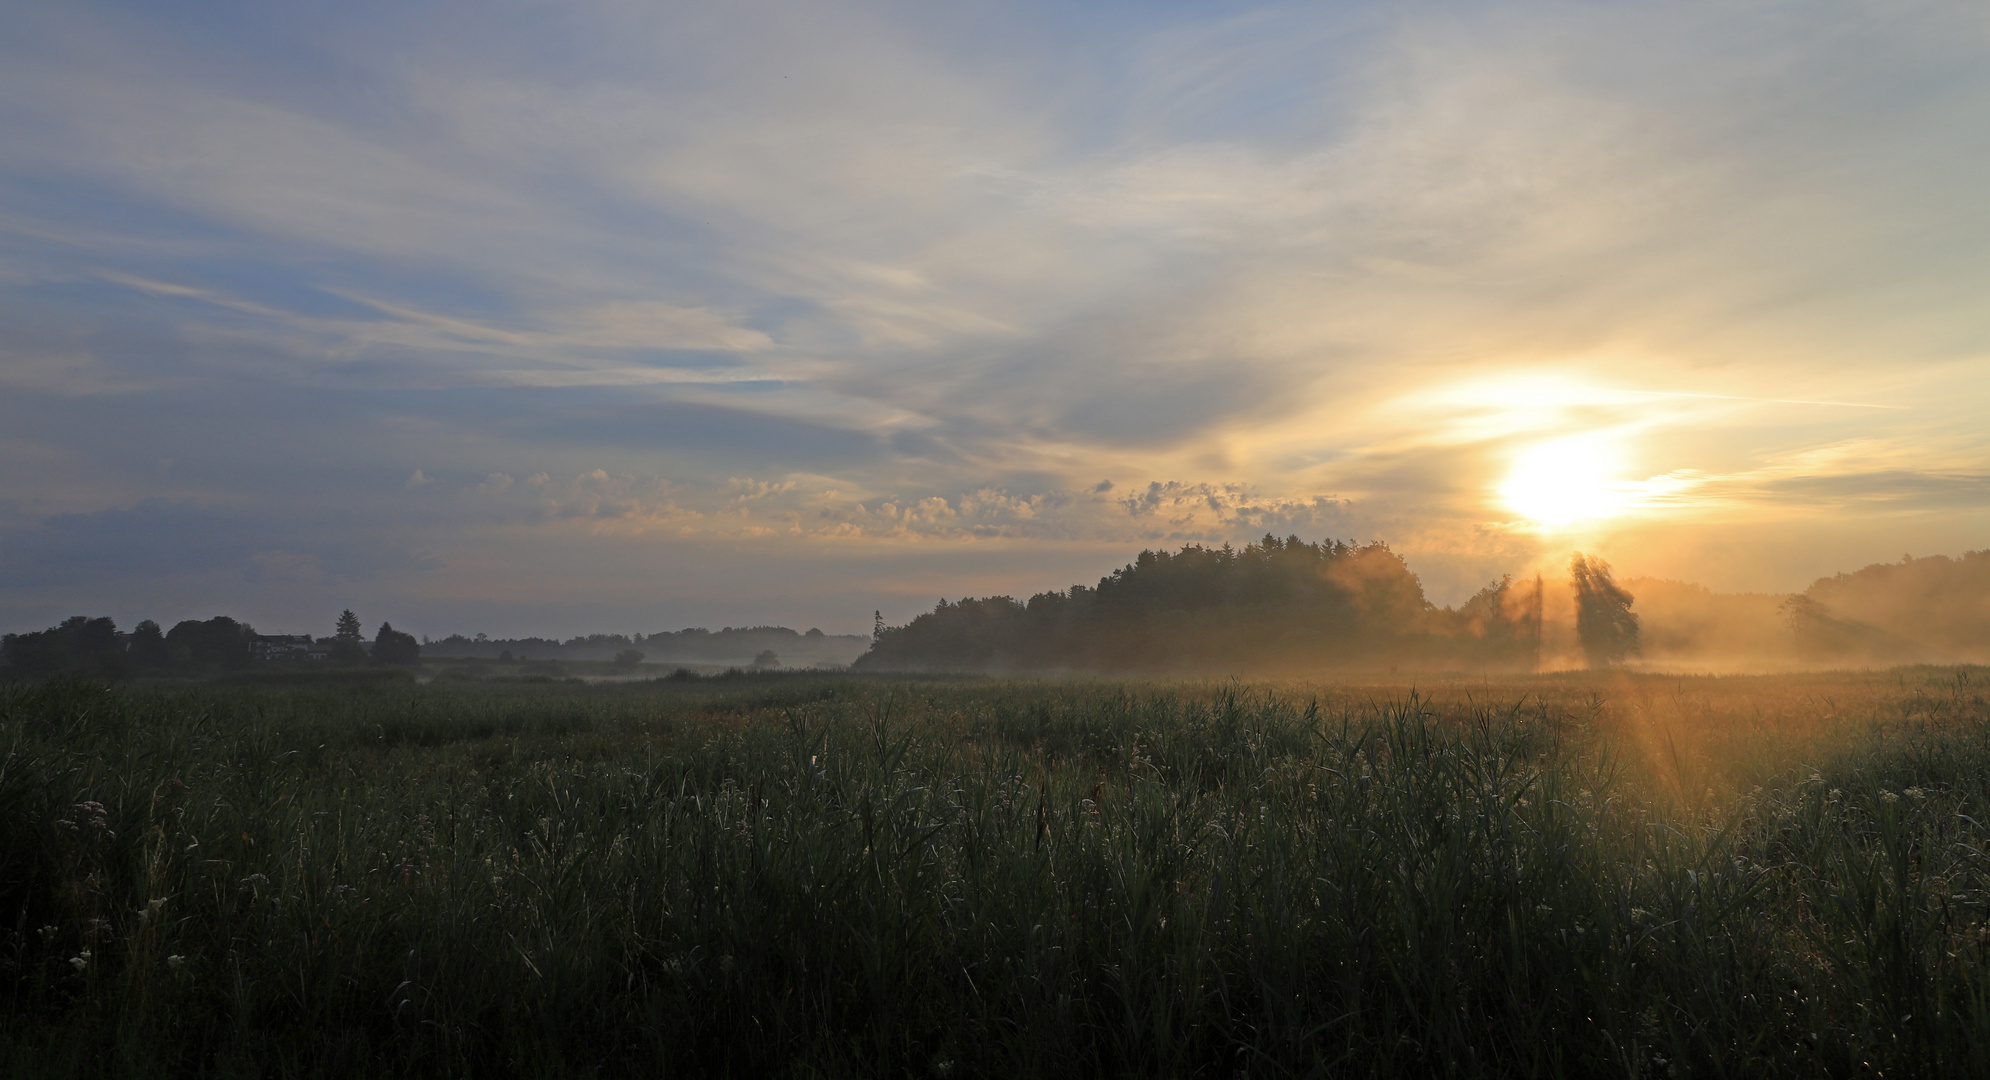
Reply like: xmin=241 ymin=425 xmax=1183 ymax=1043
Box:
xmin=3 ymin=0 xmax=1988 ymax=639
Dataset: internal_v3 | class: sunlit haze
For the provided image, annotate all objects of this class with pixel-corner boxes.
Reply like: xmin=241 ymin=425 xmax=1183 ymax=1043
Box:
xmin=3 ymin=0 xmax=1988 ymax=637
xmin=1498 ymin=435 xmax=1628 ymax=529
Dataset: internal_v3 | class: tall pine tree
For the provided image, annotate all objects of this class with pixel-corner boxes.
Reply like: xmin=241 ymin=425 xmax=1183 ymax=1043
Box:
xmin=331 ymin=609 xmax=367 ymax=665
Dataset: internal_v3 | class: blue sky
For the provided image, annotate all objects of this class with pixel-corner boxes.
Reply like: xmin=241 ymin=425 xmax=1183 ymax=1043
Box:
xmin=4 ymin=0 xmax=1989 ymax=637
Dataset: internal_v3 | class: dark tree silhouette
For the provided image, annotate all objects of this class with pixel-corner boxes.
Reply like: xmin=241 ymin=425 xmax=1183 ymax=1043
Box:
xmin=750 ymin=649 xmax=781 ymax=670
xmin=128 ymin=619 xmax=169 ymax=671
xmin=856 ymin=535 xmax=1534 ymax=674
xmin=1571 ymin=553 xmax=1640 ymax=668
xmin=331 ymin=609 xmax=367 ymax=665
xmin=165 ymin=616 xmax=255 ymax=670
xmin=371 ymin=622 xmax=422 ymax=666
xmin=1 ymin=616 xmax=128 ymax=679
xmin=614 ymin=649 xmax=645 ymax=667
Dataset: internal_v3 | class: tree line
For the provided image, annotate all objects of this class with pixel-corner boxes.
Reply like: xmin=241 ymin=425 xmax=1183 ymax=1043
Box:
xmin=855 ymin=537 xmax=1639 ymax=674
xmin=0 ymin=609 xmax=419 ymax=681
xmin=3 ymin=541 xmax=1654 ymax=680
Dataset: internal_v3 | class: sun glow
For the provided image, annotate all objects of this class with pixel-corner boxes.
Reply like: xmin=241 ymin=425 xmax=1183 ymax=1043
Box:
xmin=1498 ymin=435 xmax=1630 ymax=527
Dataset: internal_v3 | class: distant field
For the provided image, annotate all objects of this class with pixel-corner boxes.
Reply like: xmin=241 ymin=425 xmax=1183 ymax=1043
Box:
xmin=418 ymin=656 xmax=791 ymax=682
xmin=5 ymin=668 xmax=1990 ymax=1077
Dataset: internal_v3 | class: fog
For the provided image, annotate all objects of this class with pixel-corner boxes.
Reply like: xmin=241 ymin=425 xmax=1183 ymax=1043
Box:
xmin=856 ymin=539 xmax=1990 ymax=676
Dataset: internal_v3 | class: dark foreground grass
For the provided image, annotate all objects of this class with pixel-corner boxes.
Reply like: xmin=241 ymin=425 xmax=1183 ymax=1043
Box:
xmin=5 ymin=669 xmax=1990 ymax=1077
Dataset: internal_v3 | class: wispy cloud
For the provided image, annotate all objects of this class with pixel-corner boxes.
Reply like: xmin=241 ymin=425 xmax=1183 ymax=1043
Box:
xmin=2 ymin=0 xmax=1987 ymax=632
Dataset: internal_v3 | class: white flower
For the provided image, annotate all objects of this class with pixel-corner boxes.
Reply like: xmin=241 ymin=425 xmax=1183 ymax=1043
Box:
xmin=69 ymin=951 xmax=91 ymax=973
xmin=1880 ymin=790 xmax=1900 ymax=804
xmin=167 ymin=955 xmax=186 ymax=971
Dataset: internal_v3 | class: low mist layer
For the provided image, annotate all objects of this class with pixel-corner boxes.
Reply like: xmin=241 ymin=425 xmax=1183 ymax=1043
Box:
xmin=8 ymin=545 xmax=1985 ymax=682
xmin=421 ymin=627 xmax=869 ymax=669
xmin=857 ymin=537 xmax=1990 ymax=675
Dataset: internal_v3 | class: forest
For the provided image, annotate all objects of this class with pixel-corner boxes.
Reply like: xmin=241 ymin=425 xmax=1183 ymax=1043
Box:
xmin=857 ymin=535 xmax=1615 ymax=674
xmin=857 ymin=538 xmax=1990 ymax=675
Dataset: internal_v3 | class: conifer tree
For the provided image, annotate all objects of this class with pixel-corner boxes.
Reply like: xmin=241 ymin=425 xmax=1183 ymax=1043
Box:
xmin=331 ymin=609 xmax=367 ymax=665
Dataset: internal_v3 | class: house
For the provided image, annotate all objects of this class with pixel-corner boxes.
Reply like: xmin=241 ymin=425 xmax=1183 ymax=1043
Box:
xmin=304 ymin=639 xmax=368 ymax=662
xmin=248 ymin=634 xmax=317 ymax=662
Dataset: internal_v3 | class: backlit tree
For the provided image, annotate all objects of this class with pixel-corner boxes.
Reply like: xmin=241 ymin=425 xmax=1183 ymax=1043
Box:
xmin=1571 ymin=553 xmax=1639 ymax=668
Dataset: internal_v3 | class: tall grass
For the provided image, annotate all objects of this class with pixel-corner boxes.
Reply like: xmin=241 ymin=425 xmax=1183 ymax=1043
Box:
xmin=4 ymin=670 xmax=1990 ymax=1077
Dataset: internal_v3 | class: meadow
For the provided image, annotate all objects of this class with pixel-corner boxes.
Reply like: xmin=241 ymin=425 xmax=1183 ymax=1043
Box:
xmin=5 ymin=667 xmax=1990 ymax=1077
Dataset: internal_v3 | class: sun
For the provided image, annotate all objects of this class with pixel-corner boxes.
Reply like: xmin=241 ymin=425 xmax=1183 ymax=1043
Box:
xmin=1498 ymin=435 xmax=1628 ymax=527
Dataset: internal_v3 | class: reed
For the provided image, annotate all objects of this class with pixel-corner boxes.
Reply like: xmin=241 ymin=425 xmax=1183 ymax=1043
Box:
xmin=4 ymin=668 xmax=1988 ymax=1076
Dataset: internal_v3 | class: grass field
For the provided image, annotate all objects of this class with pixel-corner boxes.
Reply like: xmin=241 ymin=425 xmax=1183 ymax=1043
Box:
xmin=5 ymin=668 xmax=1990 ymax=1077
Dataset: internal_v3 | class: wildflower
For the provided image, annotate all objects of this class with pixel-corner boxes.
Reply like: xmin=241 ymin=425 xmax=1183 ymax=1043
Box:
xmin=1826 ymin=789 xmax=1843 ymax=803
xmin=167 ymin=955 xmax=186 ymax=971
xmin=1880 ymin=790 xmax=1900 ymax=804
xmin=62 ymin=802 xmax=115 ymax=839
xmin=69 ymin=950 xmax=91 ymax=973
xmin=1905 ymin=787 xmax=1928 ymax=800
xmin=138 ymin=897 xmax=167 ymax=922
xmin=1535 ymin=904 xmax=1552 ymax=917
